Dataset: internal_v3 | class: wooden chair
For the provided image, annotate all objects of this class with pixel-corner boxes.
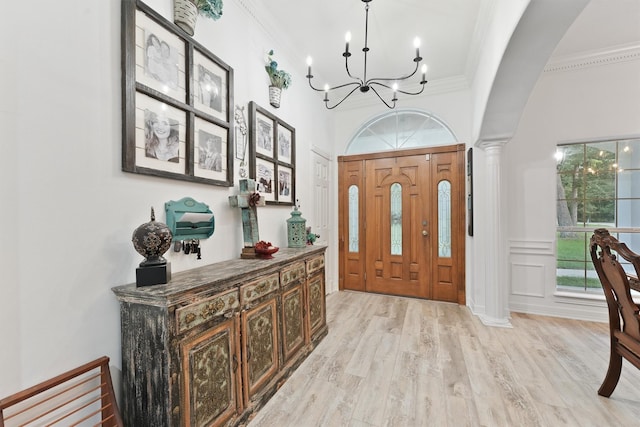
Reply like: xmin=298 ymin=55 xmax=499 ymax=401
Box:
xmin=589 ymin=228 xmax=640 ymax=397
xmin=0 ymin=356 xmax=123 ymax=426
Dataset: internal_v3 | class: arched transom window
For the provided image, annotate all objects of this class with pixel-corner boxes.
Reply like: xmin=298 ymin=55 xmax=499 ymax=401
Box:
xmin=346 ymin=110 xmax=457 ymax=154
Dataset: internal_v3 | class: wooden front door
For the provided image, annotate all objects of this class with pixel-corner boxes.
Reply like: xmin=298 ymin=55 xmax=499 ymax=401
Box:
xmin=338 ymin=145 xmax=465 ymax=304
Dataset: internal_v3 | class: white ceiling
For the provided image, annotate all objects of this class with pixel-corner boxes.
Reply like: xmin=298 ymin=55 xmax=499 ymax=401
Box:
xmin=257 ymin=0 xmax=639 ymax=99
xmin=259 ymin=0 xmax=487 ymax=90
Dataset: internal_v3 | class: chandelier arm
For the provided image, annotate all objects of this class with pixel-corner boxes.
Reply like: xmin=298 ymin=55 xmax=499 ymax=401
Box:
xmin=324 ymin=85 xmax=363 ymax=109
xmin=307 ymin=77 xmax=327 ymax=92
xmin=367 ymin=81 xmax=392 ymax=90
xmin=365 ymin=61 xmax=421 ymax=85
xmin=344 ymin=57 xmax=364 ymax=84
xmin=330 ymin=81 xmax=363 ymax=91
xmin=369 ymin=80 xmax=427 ymax=97
xmin=368 ymin=85 xmax=396 ymax=109
xmin=395 ymin=82 xmax=427 ymax=96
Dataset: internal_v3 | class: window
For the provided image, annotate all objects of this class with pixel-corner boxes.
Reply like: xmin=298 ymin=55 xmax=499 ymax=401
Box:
xmin=438 ymin=180 xmax=452 ymax=258
xmin=390 ymin=183 xmax=402 ymax=255
xmin=348 ymin=185 xmax=359 ymax=252
xmin=556 ymin=138 xmax=640 ymax=293
xmin=346 ymin=110 xmax=456 ymax=154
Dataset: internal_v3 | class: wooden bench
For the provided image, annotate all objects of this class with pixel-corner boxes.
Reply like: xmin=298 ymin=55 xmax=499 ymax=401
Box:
xmin=589 ymin=229 xmax=640 ymax=397
xmin=0 ymin=356 xmax=123 ymax=427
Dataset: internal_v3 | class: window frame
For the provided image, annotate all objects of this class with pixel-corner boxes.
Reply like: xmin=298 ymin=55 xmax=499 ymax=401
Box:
xmin=556 ymin=137 xmax=640 ymax=294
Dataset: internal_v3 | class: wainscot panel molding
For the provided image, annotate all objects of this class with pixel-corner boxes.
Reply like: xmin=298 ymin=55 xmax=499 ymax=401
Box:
xmin=508 ymin=239 xmax=554 ymax=256
xmin=112 ymin=246 xmax=327 ymax=427
xmin=510 ymin=262 xmax=545 ymax=298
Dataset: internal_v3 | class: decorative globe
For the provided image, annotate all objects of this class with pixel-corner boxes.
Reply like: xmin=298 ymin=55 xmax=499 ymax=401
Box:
xmin=132 ymin=207 xmax=173 ymax=267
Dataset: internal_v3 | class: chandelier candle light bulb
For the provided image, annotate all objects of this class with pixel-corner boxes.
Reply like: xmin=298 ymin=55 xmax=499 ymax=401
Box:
xmin=345 ymin=32 xmax=352 ymax=55
xmin=414 ymin=37 xmax=421 ymax=59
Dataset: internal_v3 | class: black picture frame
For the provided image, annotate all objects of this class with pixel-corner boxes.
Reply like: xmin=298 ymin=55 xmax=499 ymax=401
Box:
xmin=121 ymin=0 xmax=234 ymax=187
xmin=248 ymin=101 xmax=296 ymax=206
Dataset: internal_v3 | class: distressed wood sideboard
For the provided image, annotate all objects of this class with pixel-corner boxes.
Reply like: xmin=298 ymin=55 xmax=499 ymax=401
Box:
xmin=112 ymin=246 xmax=327 ymax=427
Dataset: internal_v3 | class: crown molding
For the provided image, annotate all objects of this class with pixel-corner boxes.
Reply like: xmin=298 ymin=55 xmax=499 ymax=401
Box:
xmin=544 ymin=42 xmax=640 ymax=73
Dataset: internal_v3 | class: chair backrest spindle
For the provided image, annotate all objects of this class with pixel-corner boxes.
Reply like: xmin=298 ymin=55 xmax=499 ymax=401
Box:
xmin=0 ymin=357 xmax=123 ymax=427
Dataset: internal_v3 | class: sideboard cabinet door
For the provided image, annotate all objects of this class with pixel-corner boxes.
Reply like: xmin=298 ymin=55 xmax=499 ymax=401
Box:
xmin=281 ymin=283 xmax=306 ymax=362
xmin=180 ymin=316 xmax=242 ymax=427
xmin=241 ymin=297 xmax=279 ymax=403
xmin=307 ymin=272 xmax=326 ymax=342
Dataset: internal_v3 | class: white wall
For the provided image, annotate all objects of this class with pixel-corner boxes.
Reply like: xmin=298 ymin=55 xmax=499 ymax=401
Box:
xmin=505 ymin=53 xmax=640 ymax=321
xmin=0 ymin=0 xmax=332 ymax=396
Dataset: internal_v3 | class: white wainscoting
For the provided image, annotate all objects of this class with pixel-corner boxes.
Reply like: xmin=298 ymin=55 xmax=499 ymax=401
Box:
xmin=510 ymin=262 xmax=545 ymax=298
xmin=507 ymin=238 xmax=609 ymax=322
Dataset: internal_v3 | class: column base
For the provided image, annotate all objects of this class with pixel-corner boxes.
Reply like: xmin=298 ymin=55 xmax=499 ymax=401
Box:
xmin=477 ymin=313 xmax=513 ymax=328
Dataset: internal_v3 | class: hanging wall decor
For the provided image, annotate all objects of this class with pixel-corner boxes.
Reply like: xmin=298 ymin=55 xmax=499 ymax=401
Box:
xmin=264 ymin=50 xmax=291 ymax=108
xmin=121 ymin=0 xmax=234 ymax=187
xmin=248 ymin=101 xmax=295 ymax=205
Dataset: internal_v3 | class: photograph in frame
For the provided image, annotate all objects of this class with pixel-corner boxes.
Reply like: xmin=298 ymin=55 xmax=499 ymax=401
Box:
xmin=134 ymin=92 xmax=186 ymax=174
xmin=278 ymin=165 xmax=293 ymax=204
xmin=194 ymin=117 xmax=228 ymax=181
xmin=277 ymin=126 xmax=292 ymax=164
xmin=256 ymin=158 xmax=275 ymax=202
xmin=135 ymin=10 xmax=186 ymax=101
xmin=255 ymin=112 xmax=274 ymax=157
xmin=193 ymin=49 xmax=228 ymax=121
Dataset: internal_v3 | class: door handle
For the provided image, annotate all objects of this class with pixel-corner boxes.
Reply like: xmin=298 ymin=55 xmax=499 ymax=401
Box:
xmin=422 ymin=230 xmax=428 ymax=236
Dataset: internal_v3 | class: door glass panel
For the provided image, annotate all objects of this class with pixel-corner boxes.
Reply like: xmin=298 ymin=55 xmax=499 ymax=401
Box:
xmin=391 ymin=183 xmax=402 ymax=255
xmin=438 ymin=180 xmax=451 ymax=257
xmin=348 ymin=185 xmax=359 ymax=252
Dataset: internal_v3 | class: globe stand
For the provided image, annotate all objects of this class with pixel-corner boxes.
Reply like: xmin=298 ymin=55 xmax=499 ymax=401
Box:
xmin=136 ymin=262 xmax=172 ymax=287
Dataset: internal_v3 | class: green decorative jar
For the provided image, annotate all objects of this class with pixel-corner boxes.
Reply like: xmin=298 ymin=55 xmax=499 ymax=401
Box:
xmin=286 ymin=205 xmax=307 ymax=248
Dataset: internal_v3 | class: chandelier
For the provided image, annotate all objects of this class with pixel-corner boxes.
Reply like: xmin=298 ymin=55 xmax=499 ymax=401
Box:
xmin=306 ymin=0 xmax=428 ymax=109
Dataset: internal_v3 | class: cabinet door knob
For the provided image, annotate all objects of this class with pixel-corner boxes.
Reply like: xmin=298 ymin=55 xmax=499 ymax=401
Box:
xmin=422 ymin=230 xmax=428 ymax=236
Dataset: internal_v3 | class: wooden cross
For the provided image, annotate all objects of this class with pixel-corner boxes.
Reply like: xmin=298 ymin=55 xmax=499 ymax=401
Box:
xmin=228 ymin=179 xmax=265 ymax=258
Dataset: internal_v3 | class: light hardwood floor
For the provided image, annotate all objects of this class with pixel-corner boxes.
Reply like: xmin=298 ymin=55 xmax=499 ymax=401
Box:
xmin=248 ymin=291 xmax=640 ymax=427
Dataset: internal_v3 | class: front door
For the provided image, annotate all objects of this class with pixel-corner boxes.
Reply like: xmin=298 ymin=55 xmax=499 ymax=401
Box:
xmin=338 ymin=145 xmax=465 ymax=303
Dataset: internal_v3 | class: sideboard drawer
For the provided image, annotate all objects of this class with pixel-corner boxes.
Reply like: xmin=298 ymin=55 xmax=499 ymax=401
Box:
xmin=240 ymin=273 xmax=279 ymax=306
xmin=280 ymin=262 xmax=306 ymax=288
xmin=176 ymin=289 xmax=240 ymax=333
xmin=306 ymin=255 xmax=325 ymax=275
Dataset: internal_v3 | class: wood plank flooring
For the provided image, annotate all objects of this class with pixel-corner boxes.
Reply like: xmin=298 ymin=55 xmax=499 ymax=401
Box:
xmin=248 ymin=291 xmax=640 ymax=427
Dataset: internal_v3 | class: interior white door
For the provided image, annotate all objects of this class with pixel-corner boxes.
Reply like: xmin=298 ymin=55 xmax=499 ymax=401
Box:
xmin=312 ymin=148 xmax=333 ymax=292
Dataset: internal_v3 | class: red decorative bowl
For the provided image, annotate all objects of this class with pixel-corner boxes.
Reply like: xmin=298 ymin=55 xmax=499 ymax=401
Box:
xmin=255 ymin=246 xmax=279 ymax=259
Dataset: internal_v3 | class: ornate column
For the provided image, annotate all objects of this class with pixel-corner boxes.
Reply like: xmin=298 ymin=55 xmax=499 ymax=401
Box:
xmin=477 ymin=137 xmax=512 ymax=327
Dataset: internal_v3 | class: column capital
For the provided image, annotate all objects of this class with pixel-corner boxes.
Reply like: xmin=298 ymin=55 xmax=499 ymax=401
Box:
xmin=476 ymin=136 xmax=511 ymax=150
